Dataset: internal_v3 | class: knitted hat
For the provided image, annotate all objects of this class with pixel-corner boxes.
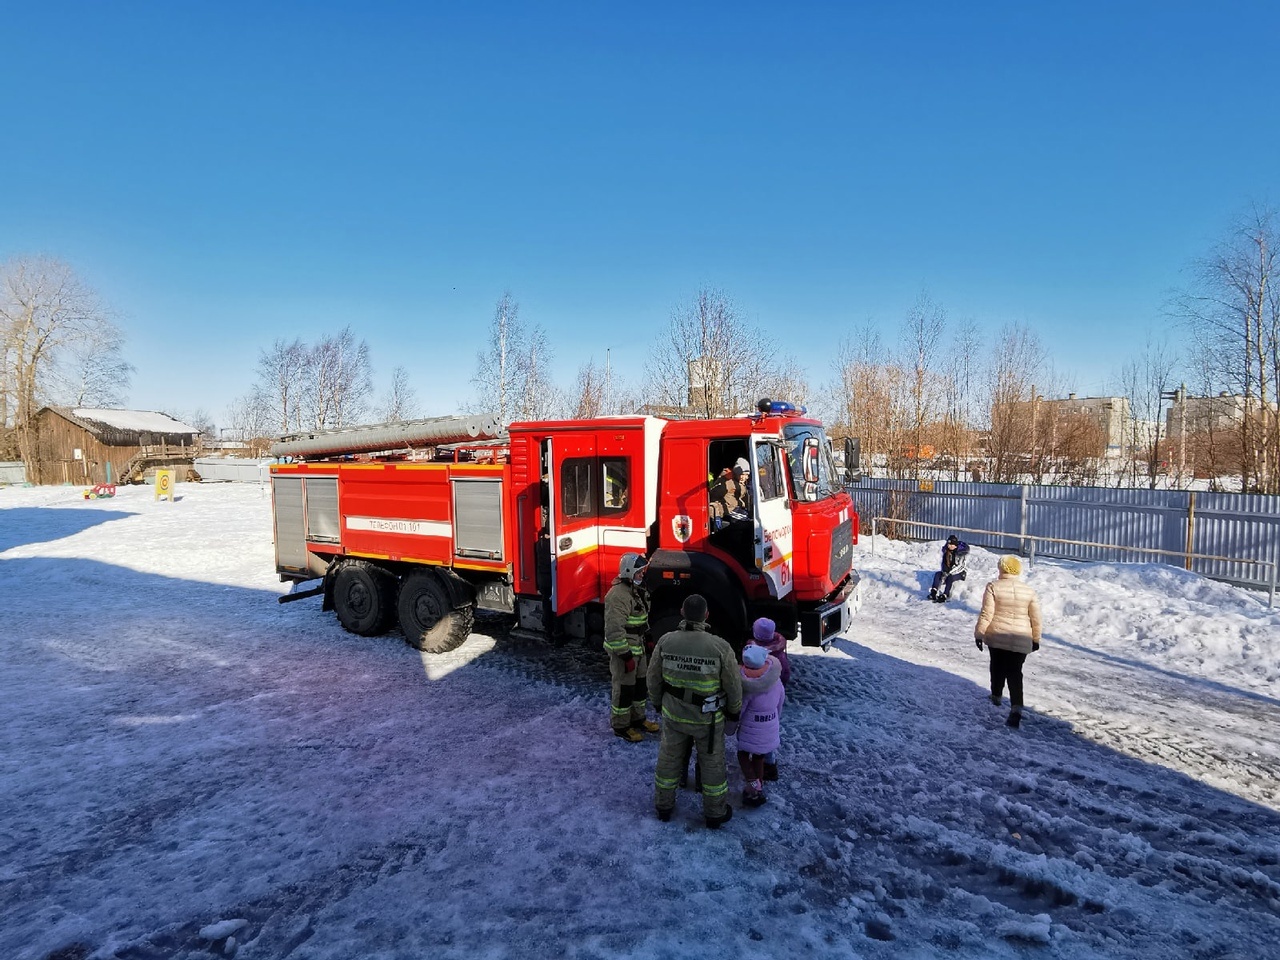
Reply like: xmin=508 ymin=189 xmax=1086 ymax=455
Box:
xmin=742 ymin=643 xmax=768 ymax=669
xmin=733 ymin=457 xmax=749 ymax=475
xmin=681 ymin=593 xmax=708 ymax=622
xmin=752 ymin=617 xmax=776 ymax=642
xmin=998 ymin=555 xmax=1022 ymax=576
xmin=946 ymin=534 xmax=958 ymax=545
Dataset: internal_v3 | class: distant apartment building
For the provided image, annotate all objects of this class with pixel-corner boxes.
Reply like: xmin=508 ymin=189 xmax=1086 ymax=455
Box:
xmin=1165 ymin=392 xmax=1269 ymax=438
xmin=999 ymin=393 xmax=1131 ymax=457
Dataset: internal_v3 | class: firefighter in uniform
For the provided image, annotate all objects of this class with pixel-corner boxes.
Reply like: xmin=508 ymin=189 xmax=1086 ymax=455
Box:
xmin=647 ymin=593 xmax=743 ymax=828
xmin=603 ymin=552 xmax=658 ymax=742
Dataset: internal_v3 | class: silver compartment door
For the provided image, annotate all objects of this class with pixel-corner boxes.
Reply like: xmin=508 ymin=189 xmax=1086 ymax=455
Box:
xmin=304 ymin=477 xmax=340 ymax=543
xmin=273 ymin=477 xmax=308 ymax=571
xmin=453 ymin=478 xmax=505 ymax=560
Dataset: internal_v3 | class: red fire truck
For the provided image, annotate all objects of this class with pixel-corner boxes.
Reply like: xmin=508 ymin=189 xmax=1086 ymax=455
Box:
xmin=270 ymin=401 xmax=860 ymax=653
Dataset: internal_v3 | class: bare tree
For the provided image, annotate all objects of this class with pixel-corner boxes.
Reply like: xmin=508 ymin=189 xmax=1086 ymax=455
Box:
xmin=572 ymin=359 xmax=606 ymax=419
xmin=901 ymin=293 xmax=947 ymax=480
xmin=227 ymin=387 xmax=276 ymax=455
xmin=940 ymin=319 xmax=982 ymax=480
xmin=514 ymin=325 xmax=561 ymax=421
xmin=169 ymin=408 xmax=217 ymax=451
xmin=643 ymin=288 xmax=774 ymax=418
xmin=757 ymin=354 xmax=811 ymax=411
xmin=1118 ymin=334 xmax=1177 ymax=489
xmin=377 ymin=365 xmax=420 ymax=422
xmin=256 ymin=338 xmax=309 ymax=432
xmin=471 ymin=293 xmax=556 ymax=424
xmin=829 ymin=326 xmax=903 ymax=478
xmin=298 ymin=327 xmax=372 ymax=430
xmin=0 ymin=256 xmax=128 ymax=470
xmin=985 ymin=323 xmax=1046 ymax=483
xmin=64 ymin=327 xmax=134 ymax=408
xmin=1177 ymin=205 xmax=1280 ymax=492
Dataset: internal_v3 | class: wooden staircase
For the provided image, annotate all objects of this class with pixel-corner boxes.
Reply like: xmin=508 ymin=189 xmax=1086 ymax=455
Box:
xmin=117 ymin=450 xmax=196 ymax=484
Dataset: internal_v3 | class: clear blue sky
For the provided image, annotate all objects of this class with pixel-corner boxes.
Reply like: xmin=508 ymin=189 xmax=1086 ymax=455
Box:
xmin=3 ymin=2 xmax=1277 ymax=424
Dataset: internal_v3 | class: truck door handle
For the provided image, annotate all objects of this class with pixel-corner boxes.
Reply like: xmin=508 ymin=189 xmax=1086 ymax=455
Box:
xmin=558 ymin=536 xmax=572 ymax=551
xmin=764 ymin=544 xmax=774 ymax=561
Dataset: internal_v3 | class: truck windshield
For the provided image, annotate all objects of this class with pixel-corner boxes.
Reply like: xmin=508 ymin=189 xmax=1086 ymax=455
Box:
xmin=783 ymin=423 xmax=842 ymax=501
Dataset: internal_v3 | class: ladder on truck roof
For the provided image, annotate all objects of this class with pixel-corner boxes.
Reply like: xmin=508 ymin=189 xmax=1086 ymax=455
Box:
xmin=269 ymin=414 xmax=504 ymax=461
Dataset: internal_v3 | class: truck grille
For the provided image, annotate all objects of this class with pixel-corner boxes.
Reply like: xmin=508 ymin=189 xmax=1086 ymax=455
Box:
xmin=829 ymin=519 xmax=853 ymax=583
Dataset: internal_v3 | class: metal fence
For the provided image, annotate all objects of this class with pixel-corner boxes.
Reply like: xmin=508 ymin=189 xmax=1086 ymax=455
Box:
xmin=0 ymin=461 xmax=26 ymax=485
xmin=847 ymin=477 xmax=1280 ymax=594
xmin=193 ymin=457 xmax=273 ymax=483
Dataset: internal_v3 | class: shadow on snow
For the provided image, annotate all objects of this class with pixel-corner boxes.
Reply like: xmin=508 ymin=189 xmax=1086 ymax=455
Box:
xmin=2 ymin=554 xmax=1277 ymax=960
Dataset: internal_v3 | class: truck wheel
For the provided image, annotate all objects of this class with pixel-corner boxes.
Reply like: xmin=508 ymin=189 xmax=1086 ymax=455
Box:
xmin=398 ymin=571 xmax=474 ymax=654
xmin=333 ymin=561 xmax=398 ymax=637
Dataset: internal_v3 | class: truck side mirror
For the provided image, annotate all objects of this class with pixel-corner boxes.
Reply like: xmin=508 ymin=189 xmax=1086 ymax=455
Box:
xmin=843 ymin=437 xmax=862 ymax=484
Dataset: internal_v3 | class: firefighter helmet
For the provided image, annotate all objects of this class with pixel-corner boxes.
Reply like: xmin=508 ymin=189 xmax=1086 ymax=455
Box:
xmin=618 ymin=552 xmax=647 ymax=584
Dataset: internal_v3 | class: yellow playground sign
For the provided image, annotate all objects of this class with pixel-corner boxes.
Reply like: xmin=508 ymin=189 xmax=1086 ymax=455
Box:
xmin=155 ymin=469 xmax=175 ymax=502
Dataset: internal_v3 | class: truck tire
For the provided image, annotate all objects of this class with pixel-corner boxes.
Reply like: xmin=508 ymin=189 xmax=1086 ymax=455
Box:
xmin=333 ymin=561 xmax=398 ymax=637
xmin=398 ymin=570 xmax=474 ymax=654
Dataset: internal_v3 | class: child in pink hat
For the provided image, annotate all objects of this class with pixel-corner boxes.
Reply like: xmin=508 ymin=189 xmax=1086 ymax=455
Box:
xmin=751 ymin=617 xmax=791 ymax=686
xmin=735 ymin=641 xmax=785 ymax=807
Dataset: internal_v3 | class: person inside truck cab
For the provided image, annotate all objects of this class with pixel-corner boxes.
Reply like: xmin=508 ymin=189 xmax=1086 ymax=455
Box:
xmin=709 ymin=458 xmax=750 ymax=524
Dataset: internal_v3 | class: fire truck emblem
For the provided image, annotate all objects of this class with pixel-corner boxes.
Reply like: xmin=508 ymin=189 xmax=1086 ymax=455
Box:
xmin=672 ymin=515 xmax=693 ymax=543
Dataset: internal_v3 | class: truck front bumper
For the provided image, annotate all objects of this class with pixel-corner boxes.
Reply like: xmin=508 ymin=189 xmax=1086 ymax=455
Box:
xmin=799 ymin=571 xmax=862 ymax=651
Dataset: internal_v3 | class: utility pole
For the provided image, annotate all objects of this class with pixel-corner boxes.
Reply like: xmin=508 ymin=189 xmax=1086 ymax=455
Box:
xmin=1178 ymin=384 xmax=1187 ymax=484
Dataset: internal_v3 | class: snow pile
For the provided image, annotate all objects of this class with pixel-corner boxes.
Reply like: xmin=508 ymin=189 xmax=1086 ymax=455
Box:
xmin=859 ymin=535 xmax=1280 ymax=693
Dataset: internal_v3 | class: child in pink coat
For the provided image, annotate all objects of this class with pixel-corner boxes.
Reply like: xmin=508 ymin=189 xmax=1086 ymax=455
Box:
xmin=751 ymin=618 xmax=790 ymax=781
xmin=736 ymin=641 xmax=785 ymax=807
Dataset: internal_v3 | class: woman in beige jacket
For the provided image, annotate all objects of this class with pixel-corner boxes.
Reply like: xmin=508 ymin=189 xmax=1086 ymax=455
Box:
xmin=974 ymin=555 xmax=1041 ymax=729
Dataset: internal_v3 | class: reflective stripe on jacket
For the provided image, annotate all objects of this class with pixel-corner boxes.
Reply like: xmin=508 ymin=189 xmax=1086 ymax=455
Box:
xmin=646 ymin=620 xmax=742 ymax=729
xmin=603 ymin=578 xmax=650 ymax=657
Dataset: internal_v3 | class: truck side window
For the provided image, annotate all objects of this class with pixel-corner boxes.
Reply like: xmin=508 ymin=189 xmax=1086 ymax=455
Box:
xmin=755 ymin=442 xmax=785 ymax=501
xmin=600 ymin=458 xmax=629 ymax=514
xmin=561 ymin=457 xmax=595 ymax=519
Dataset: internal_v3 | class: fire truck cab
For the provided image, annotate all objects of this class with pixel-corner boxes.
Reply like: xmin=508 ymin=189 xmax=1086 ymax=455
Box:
xmin=505 ymin=405 xmax=859 ymax=646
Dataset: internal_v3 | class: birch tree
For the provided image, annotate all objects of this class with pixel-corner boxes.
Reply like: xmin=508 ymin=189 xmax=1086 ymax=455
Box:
xmin=256 ymin=338 xmax=308 ymax=432
xmin=1177 ymin=205 xmax=1280 ymax=493
xmin=643 ymin=288 xmax=774 ymax=418
xmin=303 ymin=327 xmax=372 ymax=429
xmin=471 ymin=293 xmax=557 ymax=424
xmin=377 ymin=366 xmax=420 ymax=422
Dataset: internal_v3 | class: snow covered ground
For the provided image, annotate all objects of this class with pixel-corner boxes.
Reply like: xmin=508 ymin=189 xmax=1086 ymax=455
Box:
xmin=2 ymin=482 xmax=1278 ymax=960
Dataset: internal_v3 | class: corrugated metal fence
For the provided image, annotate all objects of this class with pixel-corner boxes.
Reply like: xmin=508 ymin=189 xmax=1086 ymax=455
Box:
xmin=847 ymin=478 xmax=1280 ymax=592
xmin=193 ymin=457 xmax=273 ymax=483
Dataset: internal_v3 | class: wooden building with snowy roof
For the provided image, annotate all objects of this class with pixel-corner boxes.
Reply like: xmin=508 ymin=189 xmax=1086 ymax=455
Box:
xmin=31 ymin=407 xmax=200 ymax=485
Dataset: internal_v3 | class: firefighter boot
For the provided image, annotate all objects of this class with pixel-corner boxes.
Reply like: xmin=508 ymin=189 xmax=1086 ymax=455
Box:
xmin=705 ymin=806 xmax=734 ymax=830
xmin=635 ymin=719 xmax=660 ymax=734
xmin=614 ymin=727 xmax=644 ymax=743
